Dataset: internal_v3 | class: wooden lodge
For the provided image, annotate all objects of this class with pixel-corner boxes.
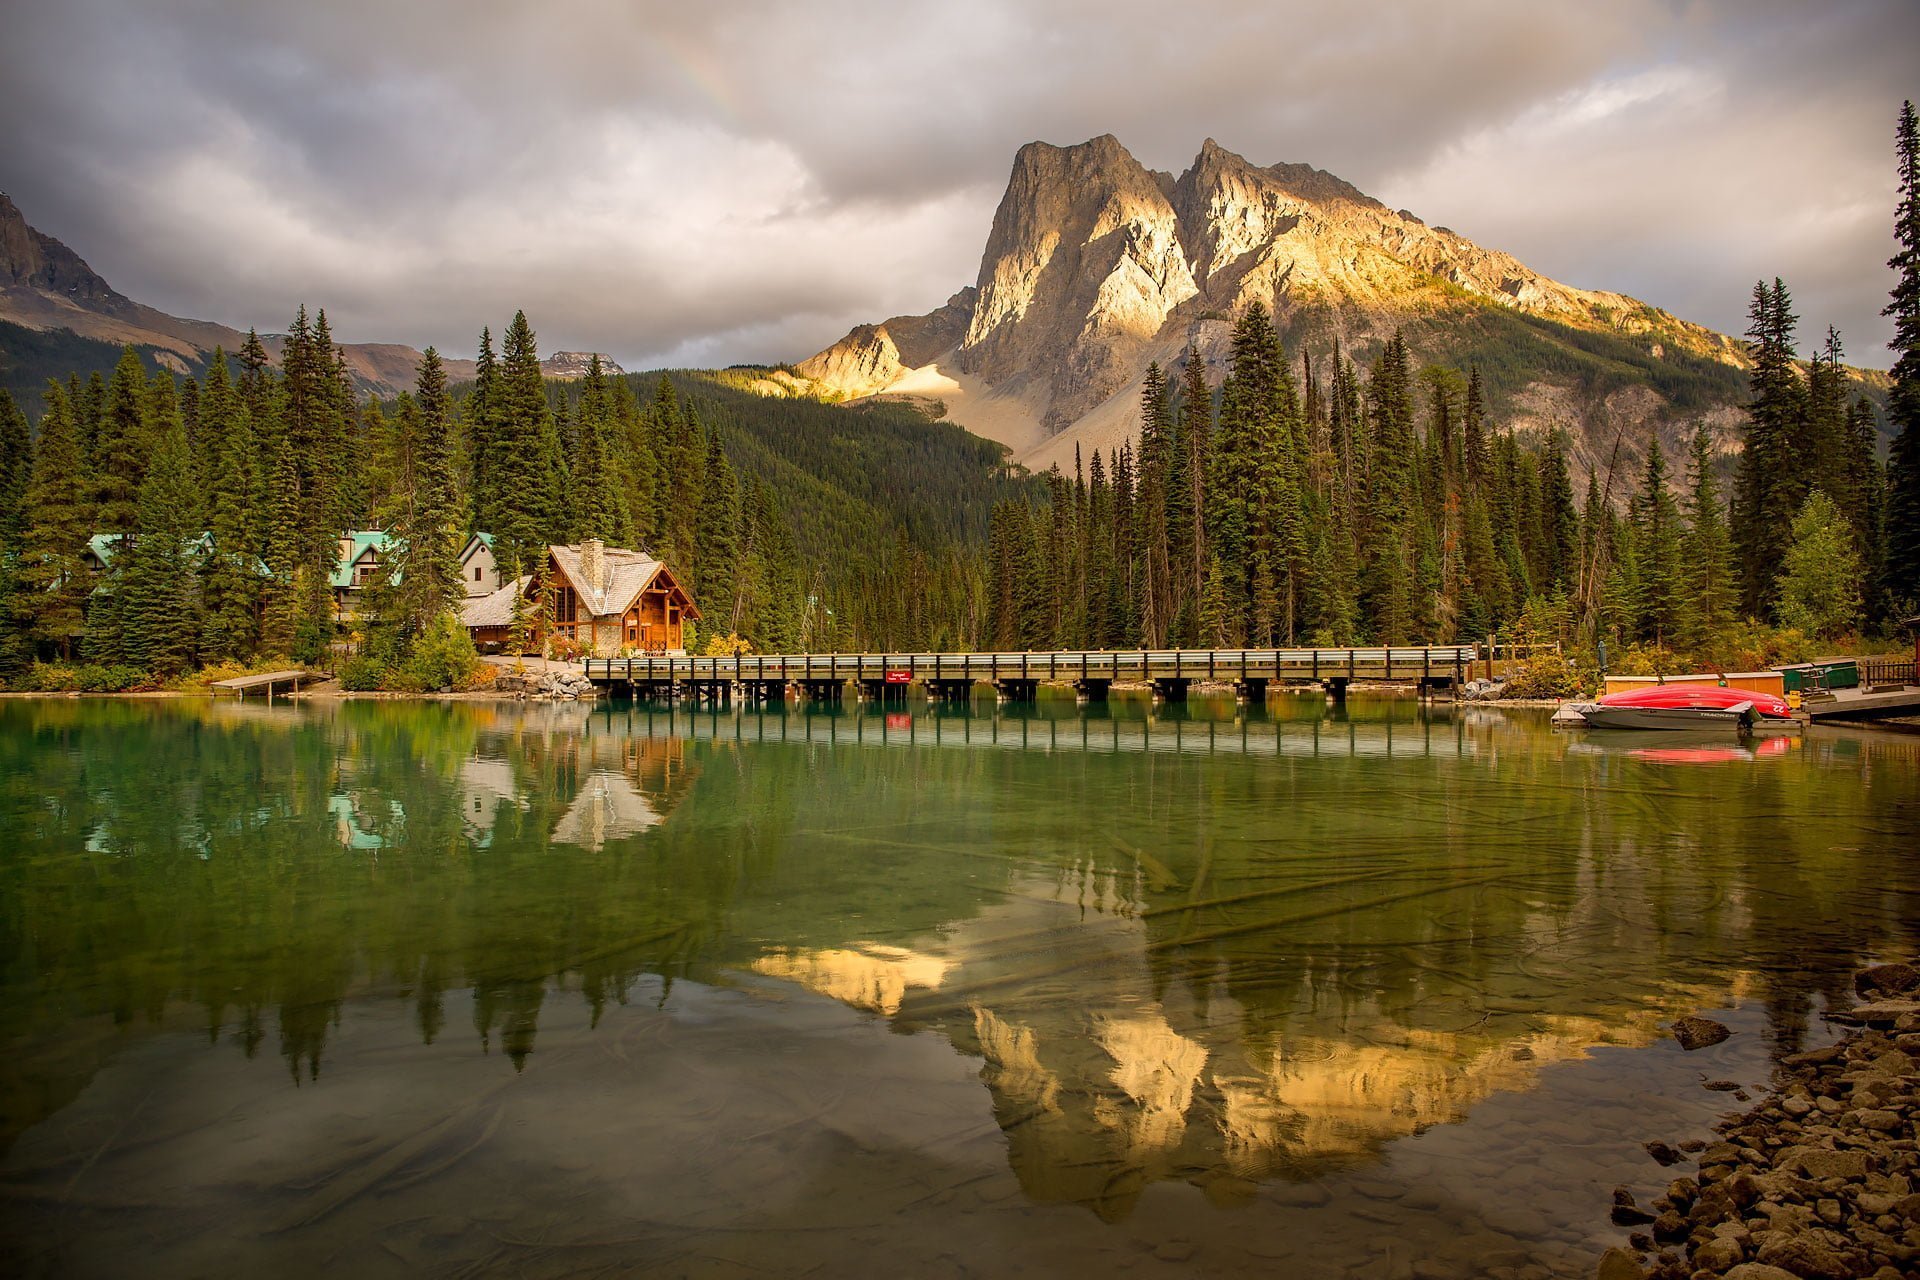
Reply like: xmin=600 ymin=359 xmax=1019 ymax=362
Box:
xmin=461 ymin=539 xmax=701 ymax=657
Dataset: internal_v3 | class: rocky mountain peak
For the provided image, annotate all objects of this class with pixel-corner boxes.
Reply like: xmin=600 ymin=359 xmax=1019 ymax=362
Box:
xmin=0 ymin=192 xmax=127 ymax=309
xmin=797 ymin=132 xmax=1766 ymax=478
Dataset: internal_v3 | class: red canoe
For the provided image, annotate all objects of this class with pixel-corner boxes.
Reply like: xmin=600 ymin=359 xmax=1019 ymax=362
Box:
xmin=1581 ymin=683 xmax=1794 ymax=731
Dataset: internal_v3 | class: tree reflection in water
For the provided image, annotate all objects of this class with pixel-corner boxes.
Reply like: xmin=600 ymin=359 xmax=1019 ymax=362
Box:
xmin=0 ymin=696 xmax=1915 ymax=1272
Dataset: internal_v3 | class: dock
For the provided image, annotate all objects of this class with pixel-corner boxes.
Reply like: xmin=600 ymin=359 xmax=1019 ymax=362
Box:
xmin=583 ymin=646 xmax=1480 ymax=704
xmin=1798 ymin=656 xmax=1920 ymax=723
xmin=209 ymin=669 xmax=320 ymax=701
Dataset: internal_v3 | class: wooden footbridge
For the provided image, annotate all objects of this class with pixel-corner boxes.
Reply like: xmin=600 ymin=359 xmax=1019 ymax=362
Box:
xmin=583 ymin=646 xmax=1481 ymax=704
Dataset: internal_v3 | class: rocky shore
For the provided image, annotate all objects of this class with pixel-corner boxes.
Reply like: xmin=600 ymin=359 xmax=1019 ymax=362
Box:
xmin=491 ymin=669 xmax=600 ymax=701
xmin=1599 ymin=964 xmax=1920 ymax=1280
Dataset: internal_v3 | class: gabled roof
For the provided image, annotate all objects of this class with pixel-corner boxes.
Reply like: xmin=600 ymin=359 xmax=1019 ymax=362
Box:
xmin=459 ymin=532 xmax=495 ymax=558
xmin=548 ymin=543 xmax=701 ymax=621
xmin=331 ymin=530 xmax=394 ymax=589
xmin=85 ymin=530 xmax=217 ymax=568
xmin=461 ymin=574 xmax=531 ymax=629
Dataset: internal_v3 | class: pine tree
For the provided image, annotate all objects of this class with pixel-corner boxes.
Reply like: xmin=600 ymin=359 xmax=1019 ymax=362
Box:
xmin=1884 ymin=101 xmax=1920 ymax=606
xmin=1777 ymin=490 xmax=1864 ymax=638
xmin=259 ymin=433 xmax=303 ymax=657
xmin=466 ymin=327 xmax=501 ymax=535
xmin=0 ymin=390 xmax=31 ymax=678
xmin=21 ymin=383 xmax=92 ymax=657
xmin=1680 ymin=425 xmax=1739 ymax=652
xmin=573 ymin=354 xmax=629 ymax=544
xmin=1175 ymin=347 xmax=1212 ymax=619
xmin=387 ymin=349 xmax=465 ymax=635
xmin=494 ymin=312 xmax=565 ymax=567
xmin=1632 ymin=436 xmax=1685 ymax=645
xmin=93 ymin=345 xmax=150 ymax=538
xmin=121 ymin=413 xmax=202 ymax=674
xmin=198 ymin=352 xmax=261 ymax=661
xmin=695 ymin=437 xmax=741 ymax=630
xmin=1733 ymin=278 xmax=1806 ymax=615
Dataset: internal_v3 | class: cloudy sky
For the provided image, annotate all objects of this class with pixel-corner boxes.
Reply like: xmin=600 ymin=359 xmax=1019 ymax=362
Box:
xmin=3 ymin=0 xmax=1913 ymax=369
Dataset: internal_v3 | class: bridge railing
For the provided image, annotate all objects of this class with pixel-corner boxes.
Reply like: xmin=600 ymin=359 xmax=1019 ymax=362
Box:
xmin=584 ymin=647 xmax=1479 ymax=684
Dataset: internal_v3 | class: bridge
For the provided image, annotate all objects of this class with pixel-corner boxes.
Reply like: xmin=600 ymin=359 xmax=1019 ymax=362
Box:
xmin=583 ymin=646 xmax=1482 ymax=704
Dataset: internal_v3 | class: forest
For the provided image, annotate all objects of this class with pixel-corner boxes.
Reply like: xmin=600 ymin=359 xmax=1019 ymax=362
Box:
xmin=0 ymin=103 xmax=1915 ymax=691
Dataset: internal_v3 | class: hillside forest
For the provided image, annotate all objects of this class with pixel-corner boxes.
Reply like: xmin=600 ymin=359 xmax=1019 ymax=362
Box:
xmin=0 ymin=104 xmax=1916 ymax=690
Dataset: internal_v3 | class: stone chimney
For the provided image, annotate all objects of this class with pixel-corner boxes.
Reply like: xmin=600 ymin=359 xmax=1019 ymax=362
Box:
xmin=580 ymin=539 xmax=606 ymax=597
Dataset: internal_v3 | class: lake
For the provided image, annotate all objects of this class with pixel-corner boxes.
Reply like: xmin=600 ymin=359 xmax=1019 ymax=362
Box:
xmin=1 ymin=694 xmax=1915 ymax=1278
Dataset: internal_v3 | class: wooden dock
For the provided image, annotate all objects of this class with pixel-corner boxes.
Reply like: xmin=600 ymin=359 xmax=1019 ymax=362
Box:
xmin=1801 ymin=684 xmax=1920 ymax=722
xmin=209 ymin=669 xmax=319 ymax=700
xmin=584 ymin=646 xmax=1480 ymax=704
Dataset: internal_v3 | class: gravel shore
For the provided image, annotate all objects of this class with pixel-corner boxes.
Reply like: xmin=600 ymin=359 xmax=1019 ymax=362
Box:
xmin=1597 ymin=964 xmax=1920 ymax=1280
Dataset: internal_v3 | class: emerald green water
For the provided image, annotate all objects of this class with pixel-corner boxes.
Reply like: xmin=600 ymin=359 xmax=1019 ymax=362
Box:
xmin=1 ymin=695 xmax=1915 ymax=1278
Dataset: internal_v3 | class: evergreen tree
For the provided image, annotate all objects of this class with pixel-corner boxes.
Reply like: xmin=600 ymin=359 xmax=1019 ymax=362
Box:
xmin=381 ymin=349 xmax=465 ymax=637
xmin=495 ymin=312 xmax=565 ymax=565
xmin=93 ymin=345 xmax=150 ymax=538
xmin=1538 ymin=429 xmax=1578 ymax=593
xmin=1777 ymin=490 xmax=1864 ymax=638
xmin=466 ymin=327 xmax=502 ymax=535
xmin=1632 ymin=436 xmax=1685 ymax=645
xmin=695 ymin=437 xmax=741 ymax=631
xmin=1733 ymin=278 xmax=1806 ymax=615
xmin=0 ymin=390 xmax=30 ymax=678
xmin=1680 ymin=425 xmax=1739 ymax=651
xmin=573 ymin=354 xmax=629 ymax=544
xmin=121 ymin=413 xmax=202 ymax=675
xmin=198 ymin=352 xmax=261 ymax=662
xmin=21 ymin=383 xmax=92 ymax=657
xmin=1884 ymin=101 xmax=1920 ymax=606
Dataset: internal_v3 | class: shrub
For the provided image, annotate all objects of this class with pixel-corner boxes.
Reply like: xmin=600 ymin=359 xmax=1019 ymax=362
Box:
xmin=1502 ymin=652 xmax=1593 ymax=699
xmin=74 ymin=664 xmax=150 ymax=693
xmin=291 ymin=619 xmax=330 ymax=667
xmin=339 ymin=656 xmax=389 ymax=692
xmin=23 ymin=663 xmax=80 ymax=692
xmin=400 ymin=613 xmax=482 ymax=692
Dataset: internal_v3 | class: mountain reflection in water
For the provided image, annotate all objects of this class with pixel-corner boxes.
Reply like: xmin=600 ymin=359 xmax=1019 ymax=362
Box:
xmin=0 ymin=696 xmax=1915 ymax=1277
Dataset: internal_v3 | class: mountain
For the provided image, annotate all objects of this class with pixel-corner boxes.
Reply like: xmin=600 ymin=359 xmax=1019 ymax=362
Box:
xmin=798 ymin=136 xmax=1886 ymax=482
xmin=0 ymin=192 xmax=612 ymax=412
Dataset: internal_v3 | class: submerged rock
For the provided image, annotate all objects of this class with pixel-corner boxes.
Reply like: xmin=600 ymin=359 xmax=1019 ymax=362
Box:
xmin=1670 ymin=1015 xmax=1732 ymax=1051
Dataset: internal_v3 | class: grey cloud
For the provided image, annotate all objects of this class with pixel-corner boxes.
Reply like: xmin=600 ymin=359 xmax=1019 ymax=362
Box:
xmin=0 ymin=0 xmax=1910 ymax=371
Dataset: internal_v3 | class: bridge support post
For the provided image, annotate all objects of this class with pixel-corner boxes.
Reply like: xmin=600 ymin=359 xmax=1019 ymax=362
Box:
xmin=858 ymin=679 xmax=911 ymax=705
xmin=1074 ymin=679 xmax=1111 ymax=703
xmin=800 ymin=679 xmax=845 ymax=704
xmin=1235 ymin=677 xmax=1268 ymax=704
xmin=742 ymin=679 xmax=786 ymax=705
xmin=995 ymin=678 xmax=1040 ymax=702
xmin=1152 ymin=678 xmax=1190 ymax=704
xmin=1326 ymin=677 xmax=1349 ymax=704
xmin=927 ymin=679 xmax=974 ymax=703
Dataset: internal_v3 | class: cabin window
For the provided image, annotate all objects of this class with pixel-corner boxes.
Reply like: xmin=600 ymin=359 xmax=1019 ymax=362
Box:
xmin=473 ymin=567 xmax=482 ymax=582
xmin=555 ymin=586 xmax=577 ymax=623
xmin=354 ymin=561 xmax=378 ymax=586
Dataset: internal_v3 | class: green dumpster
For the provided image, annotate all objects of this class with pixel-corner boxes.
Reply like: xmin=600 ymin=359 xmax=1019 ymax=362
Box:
xmin=1817 ymin=660 xmax=1859 ymax=689
xmin=1781 ymin=661 xmax=1860 ymax=692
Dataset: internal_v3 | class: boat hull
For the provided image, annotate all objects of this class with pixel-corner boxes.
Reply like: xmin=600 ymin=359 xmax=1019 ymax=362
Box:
xmin=1581 ymin=705 xmax=1755 ymax=731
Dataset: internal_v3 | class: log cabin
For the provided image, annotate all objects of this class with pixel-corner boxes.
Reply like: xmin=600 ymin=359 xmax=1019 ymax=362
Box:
xmin=462 ymin=540 xmax=701 ymax=656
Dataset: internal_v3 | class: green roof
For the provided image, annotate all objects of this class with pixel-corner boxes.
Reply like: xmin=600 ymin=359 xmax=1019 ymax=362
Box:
xmin=331 ymin=531 xmax=394 ymax=589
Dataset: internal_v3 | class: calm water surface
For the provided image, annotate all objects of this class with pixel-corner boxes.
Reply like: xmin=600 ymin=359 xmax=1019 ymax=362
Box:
xmin=1 ymin=694 xmax=1916 ymax=1278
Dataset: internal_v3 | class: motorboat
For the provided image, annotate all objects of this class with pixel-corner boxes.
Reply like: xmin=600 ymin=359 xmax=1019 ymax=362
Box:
xmin=1579 ymin=683 xmax=1795 ymax=731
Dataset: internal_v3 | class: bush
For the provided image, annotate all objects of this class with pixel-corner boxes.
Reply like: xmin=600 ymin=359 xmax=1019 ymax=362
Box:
xmin=398 ymin=613 xmax=482 ymax=692
xmin=74 ymin=664 xmax=150 ymax=693
xmin=22 ymin=663 xmax=80 ymax=692
xmin=291 ymin=619 xmax=330 ymax=667
xmin=1502 ymin=652 xmax=1594 ymax=699
xmin=339 ymin=656 xmax=388 ymax=691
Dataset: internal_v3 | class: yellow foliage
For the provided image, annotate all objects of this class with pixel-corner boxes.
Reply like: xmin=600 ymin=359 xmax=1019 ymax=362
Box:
xmin=702 ymin=632 xmax=753 ymax=657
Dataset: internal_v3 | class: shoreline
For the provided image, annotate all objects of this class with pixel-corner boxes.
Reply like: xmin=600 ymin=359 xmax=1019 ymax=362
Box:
xmin=1598 ymin=965 xmax=1920 ymax=1280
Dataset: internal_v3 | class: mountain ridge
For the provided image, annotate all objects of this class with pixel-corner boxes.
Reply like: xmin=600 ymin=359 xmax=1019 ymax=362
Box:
xmin=0 ymin=192 xmax=619 ymax=403
xmin=795 ymin=135 xmax=1875 ymax=483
